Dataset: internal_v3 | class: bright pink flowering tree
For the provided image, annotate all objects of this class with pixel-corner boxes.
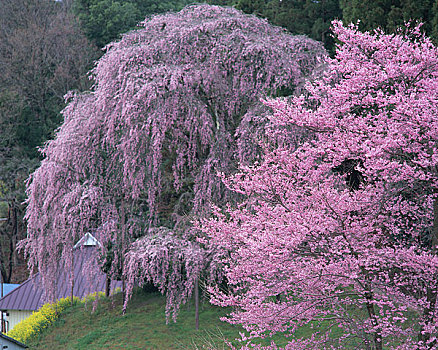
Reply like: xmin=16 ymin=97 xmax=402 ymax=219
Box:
xmin=203 ymin=23 xmax=438 ymax=349
xmin=20 ymin=4 xmax=325 ymax=314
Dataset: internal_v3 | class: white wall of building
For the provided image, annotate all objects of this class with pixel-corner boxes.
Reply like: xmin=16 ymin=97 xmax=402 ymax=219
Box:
xmin=4 ymin=310 xmax=33 ymax=332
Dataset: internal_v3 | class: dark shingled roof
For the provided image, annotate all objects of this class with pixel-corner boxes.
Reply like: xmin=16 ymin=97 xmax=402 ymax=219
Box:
xmin=0 ymin=245 xmax=122 ymax=311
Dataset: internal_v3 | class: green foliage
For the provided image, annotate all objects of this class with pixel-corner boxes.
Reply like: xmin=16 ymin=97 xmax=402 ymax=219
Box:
xmin=208 ymin=0 xmax=438 ymax=51
xmin=340 ymin=0 xmax=436 ymax=37
xmin=7 ymin=289 xmax=120 ymax=345
xmin=206 ymin=0 xmax=237 ymax=6
xmin=0 ymin=90 xmax=40 ymax=197
xmin=73 ymin=0 xmax=140 ymax=48
xmin=207 ymin=0 xmax=342 ymax=53
xmin=7 ymin=297 xmax=81 ymax=344
xmin=73 ymin=0 xmax=194 ymax=48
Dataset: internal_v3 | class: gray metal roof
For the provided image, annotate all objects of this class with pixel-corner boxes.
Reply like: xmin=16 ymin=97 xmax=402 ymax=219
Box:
xmin=0 ymin=246 xmax=122 ymax=311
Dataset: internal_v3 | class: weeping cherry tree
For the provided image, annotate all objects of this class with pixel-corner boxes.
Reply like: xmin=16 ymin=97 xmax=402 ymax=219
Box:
xmin=21 ymin=4 xmax=325 ymax=319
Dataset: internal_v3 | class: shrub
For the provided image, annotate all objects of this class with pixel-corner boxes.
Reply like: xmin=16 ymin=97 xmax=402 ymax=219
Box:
xmin=7 ymin=296 xmax=80 ymax=344
xmin=7 ymin=288 xmax=122 ymax=344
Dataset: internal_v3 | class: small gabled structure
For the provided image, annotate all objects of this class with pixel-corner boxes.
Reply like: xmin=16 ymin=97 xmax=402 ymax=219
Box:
xmin=0 ymin=233 xmax=122 ymax=332
xmin=73 ymin=232 xmax=102 ymax=249
xmin=0 ymin=332 xmax=28 ymax=349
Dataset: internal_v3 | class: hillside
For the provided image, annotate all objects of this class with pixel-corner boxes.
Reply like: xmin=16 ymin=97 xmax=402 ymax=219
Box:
xmin=25 ymin=288 xmax=289 ymax=349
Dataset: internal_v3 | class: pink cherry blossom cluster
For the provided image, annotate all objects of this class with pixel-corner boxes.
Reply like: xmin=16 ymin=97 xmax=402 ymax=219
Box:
xmin=203 ymin=22 xmax=438 ymax=349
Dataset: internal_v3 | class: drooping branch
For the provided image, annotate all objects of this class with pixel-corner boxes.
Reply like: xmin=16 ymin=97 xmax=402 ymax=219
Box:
xmin=22 ymin=4 xmax=326 ymax=307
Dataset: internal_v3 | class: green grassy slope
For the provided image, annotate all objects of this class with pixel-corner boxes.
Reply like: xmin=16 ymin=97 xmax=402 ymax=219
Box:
xmin=25 ymin=288 xmax=288 ymax=350
xmin=23 ymin=287 xmax=412 ymax=349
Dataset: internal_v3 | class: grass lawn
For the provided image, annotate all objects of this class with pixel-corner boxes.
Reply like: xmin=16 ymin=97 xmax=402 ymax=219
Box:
xmin=25 ymin=288 xmax=294 ymax=349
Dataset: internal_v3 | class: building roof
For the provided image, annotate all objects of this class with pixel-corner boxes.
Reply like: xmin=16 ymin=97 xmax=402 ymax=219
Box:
xmin=0 ymin=331 xmax=28 ymax=348
xmin=0 ymin=236 xmax=122 ymax=311
xmin=73 ymin=232 xmax=101 ymax=249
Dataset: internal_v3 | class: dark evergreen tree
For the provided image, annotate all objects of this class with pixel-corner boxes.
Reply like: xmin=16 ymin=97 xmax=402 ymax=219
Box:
xmin=207 ymin=0 xmax=342 ymax=53
xmin=73 ymin=0 xmax=194 ymax=48
xmin=340 ymin=0 xmax=436 ymax=37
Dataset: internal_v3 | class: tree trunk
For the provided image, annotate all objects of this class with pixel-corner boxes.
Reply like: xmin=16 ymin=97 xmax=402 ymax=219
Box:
xmin=105 ymin=274 xmax=111 ymax=298
xmin=364 ymin=289 xmax=382 ymax=350
xmin=0 ymin=199 xmax=17 ymax=284
xmin=71 ymin=279 xmax=74 ymax=306
xmin=122 ymin=278 xmax=126 ymax=303
xmin=8 ymin=200 xmax=17 ymax=282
